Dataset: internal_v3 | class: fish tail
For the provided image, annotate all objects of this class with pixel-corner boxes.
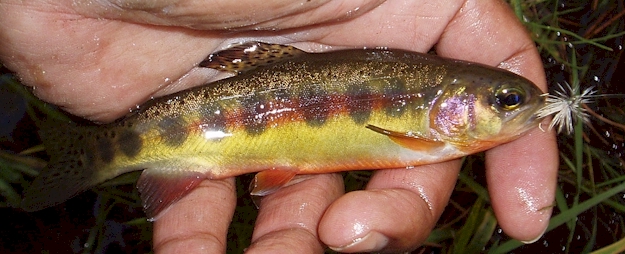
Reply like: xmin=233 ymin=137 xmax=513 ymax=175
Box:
xmin=21 ymin=121 xmax=111 ymax=211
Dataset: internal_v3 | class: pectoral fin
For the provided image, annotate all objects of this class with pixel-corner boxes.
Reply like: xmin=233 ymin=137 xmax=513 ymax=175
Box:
xmin=366 ymin=124 xmax=446 ymax=151
xmin=137 ymin=169 xmax=205 ymax=221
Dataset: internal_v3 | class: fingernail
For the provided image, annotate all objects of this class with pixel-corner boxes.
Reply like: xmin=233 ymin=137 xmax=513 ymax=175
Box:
xmin=329 ymin=231 xmax=389 ymax=252
xmin=520 ymin=227 xmax=547 ymax=244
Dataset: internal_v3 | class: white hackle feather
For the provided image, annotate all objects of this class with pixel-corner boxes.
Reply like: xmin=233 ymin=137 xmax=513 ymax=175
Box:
xmin=536 ymin=82 xmax=597 ymax=135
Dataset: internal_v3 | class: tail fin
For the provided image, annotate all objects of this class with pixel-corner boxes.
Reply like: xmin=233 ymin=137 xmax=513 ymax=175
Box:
xmin=21 ymin=121 xmax=108 ymax=211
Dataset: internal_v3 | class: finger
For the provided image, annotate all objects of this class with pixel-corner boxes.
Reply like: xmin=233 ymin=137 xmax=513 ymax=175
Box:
xmin=153 ymin=178 xmax=236 ymax=254
xmin=319 ymin=160 xmax=461 ymax=253
xmin=71 ymin=0 xmax=384 ymax=30
xmin=245 ymin=173 xmax=343 ymax=253
xmin=285 ymin=1 xmax=465 ymax=51
xmin=486 ymin=121 xmax=558 ymax=242
xmin=434 ymin=0 xmax=558 ymax=242
xmin=483 ymin=42 xmax=557 ymax=242
xmin=436 ymin=0 xmax=541 ymax=69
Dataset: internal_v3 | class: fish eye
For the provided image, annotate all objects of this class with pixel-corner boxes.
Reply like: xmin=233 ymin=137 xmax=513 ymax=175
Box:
xmin=495 ymin=87 xmax=525 ymax=110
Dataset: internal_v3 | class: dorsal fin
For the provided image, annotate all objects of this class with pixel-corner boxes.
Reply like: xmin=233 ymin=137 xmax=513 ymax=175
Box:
xmin=199 ymin=41 xmax=307 ymax=74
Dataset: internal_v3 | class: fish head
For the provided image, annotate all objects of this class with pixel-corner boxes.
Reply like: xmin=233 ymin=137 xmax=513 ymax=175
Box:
xmin=429 ymin=64 xmax=545 ymax=151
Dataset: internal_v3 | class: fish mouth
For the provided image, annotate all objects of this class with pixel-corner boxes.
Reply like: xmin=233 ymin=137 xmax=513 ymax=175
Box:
xmin=500 ymin=99 xmax=546 ymax=139
xmin=529 ymin=96 xmax=549 ymax=122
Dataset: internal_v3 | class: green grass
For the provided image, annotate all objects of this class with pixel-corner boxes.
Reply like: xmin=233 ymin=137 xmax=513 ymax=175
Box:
xmin=1 ymin=0 xmax=625 ymax=253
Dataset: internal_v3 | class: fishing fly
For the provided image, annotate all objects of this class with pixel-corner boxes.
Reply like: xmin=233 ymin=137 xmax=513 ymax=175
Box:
xmin=537 ymin=81 xmax=624 ymax=135
xmin=536 ymin=82 xmax=597 ymax=134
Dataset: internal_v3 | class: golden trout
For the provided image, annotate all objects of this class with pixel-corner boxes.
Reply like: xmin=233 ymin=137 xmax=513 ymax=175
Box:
xmin=22 ymin=42 xmax=545 ymax=219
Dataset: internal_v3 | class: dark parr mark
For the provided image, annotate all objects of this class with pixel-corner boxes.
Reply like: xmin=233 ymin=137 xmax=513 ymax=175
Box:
xmin=300 ymin=85 xmax=331 ymax=127
xmin=240 ymin=95 xmax=268 ymax=135
xmin=346 ymin=82 xmax=374 ymax=125
xmin=199 ymin=103 xmax=228 ymax=133
xmin=119 ymin=129 xmax=142 ymax=157
xmin=158 ymin=116 xmax=188 ymax=146
xmin=96 ymin=136 xmax=114 ymax=163
xmin=83 ymin=142 xmax=96 ymax=167
xmin=383 ymin=78 xmax=408 ymax=118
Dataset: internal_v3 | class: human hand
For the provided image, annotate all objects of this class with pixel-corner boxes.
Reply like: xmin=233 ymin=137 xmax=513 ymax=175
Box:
xmin=0 ymin=0 xmax=558 ymax=252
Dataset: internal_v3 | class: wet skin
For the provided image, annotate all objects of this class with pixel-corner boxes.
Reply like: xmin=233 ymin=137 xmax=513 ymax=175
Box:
xmin=0 ymin=0 xmax=558 ymax=253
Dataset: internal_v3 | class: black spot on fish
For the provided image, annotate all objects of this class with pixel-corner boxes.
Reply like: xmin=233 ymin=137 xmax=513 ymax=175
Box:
xmin=105 ymin=130 xmax=117 ymax=139
xmin=83 ymin=145 xmax=96 ymax=167
xmin=96 ymin=137 xmax=114 ymax=163
xmin=158 ymin=116 xmax=188 ymax=146
xmin=300 ymin=86 xmax=331 ymax=127
xmin=119 ymin=129 xmax=142 ymax=157
xmin=383 ymin=78 xmax=408 ymax=118
xmin=347 ymin=82 xmax=374 ymax=125
xmin=240 ymin=95 xmax=268 ymax=135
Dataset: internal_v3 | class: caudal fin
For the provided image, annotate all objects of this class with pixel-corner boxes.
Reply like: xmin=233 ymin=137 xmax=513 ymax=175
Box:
xmin=21 ymin=121 xmax=107 ymax=211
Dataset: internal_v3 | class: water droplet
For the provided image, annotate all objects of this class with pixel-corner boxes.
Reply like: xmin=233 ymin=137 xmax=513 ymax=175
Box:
xmin=415 ymin=185 xmax=433 ymax=210
xmin=547 ymin=57 xmax=555 ymax=64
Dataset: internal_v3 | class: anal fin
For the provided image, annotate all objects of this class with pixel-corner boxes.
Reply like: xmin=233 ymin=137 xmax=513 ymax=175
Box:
xmin=249 ymin=169 xmax=299 ymax=197
xmin=137 ymin=169 xmax=205 ymax=221
xmin=366 ymin=124 xmax=446 ymax=151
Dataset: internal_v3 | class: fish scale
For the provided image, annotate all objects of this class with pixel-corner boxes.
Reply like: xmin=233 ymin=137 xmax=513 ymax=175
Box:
xmin=22 ymin=42 xmax=545 ymax=219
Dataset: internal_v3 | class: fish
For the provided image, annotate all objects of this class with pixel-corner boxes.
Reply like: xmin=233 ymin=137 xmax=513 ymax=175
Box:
xmin=21 ymin=42 xmax=545 ymax=220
